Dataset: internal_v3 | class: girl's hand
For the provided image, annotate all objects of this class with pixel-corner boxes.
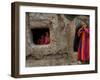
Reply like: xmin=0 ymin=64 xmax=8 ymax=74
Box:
xmin=84 ymin=27 xmax=89 ymax=33
xmin=77 ymin=27 xmax=83 ymax=36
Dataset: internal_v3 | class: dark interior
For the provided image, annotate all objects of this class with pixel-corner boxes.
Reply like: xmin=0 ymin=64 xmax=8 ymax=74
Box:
xmin=31 ymin=28 xmax=50 ymax=45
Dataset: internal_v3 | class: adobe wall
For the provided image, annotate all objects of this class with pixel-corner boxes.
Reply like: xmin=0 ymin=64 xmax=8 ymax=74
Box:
xmin=26 ymin=13 xmax=72 ymax=59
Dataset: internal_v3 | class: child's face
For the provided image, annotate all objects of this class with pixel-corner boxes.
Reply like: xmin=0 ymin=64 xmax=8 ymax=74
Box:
xmin=81 ymin=22 xmax=87 ymax=28
xmin=41 ymin=36 xmax=44 ymax=39
xmin=46 ymin=32 xmax=49 ymax=36
xmin=82 ymin=24 xmax=87 ymax=28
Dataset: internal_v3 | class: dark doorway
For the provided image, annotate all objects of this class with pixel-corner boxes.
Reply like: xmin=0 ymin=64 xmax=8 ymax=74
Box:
xmin=31 ymin=28 xmax=50 ymax=45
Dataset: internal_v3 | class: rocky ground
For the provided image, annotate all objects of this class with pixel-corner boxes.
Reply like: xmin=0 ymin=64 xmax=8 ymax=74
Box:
xmin=26 ymin=52 xmax=79 ymax=67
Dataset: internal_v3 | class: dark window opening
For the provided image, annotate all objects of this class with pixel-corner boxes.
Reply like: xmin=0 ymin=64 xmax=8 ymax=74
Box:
xmin=31 ymin=28 xmax=50 ymax=45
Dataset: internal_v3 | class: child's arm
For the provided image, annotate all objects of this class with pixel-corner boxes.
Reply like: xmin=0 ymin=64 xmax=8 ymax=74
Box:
xmin=77 ymin=27 xmax=83 ymax=37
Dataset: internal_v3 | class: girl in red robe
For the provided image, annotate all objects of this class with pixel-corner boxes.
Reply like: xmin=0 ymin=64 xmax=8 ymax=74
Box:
xmin=37 ymin=32 xmax=50 ymax=45
xmin=44 ymin=32 xmax=50 ymax=44
xmin=77 ymin=22 xmax=90 ymax=64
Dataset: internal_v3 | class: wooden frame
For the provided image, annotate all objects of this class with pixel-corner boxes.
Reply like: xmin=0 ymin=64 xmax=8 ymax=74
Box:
xmin=11 ymin=2 xmax=98 ymax=78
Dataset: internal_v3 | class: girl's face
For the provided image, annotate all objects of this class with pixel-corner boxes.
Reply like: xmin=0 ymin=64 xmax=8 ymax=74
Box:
xmin=81 ymin=22 xmax=87 ymax=28
xmin=82 ymin=24 xmax=87 ymax=28
xmin=45 ymin=32 xmax=49 ymax=36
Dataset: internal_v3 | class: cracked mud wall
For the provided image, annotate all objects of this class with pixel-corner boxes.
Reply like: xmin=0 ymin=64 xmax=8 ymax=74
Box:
xmin=26 ymin=13 xmax=69 ymax=58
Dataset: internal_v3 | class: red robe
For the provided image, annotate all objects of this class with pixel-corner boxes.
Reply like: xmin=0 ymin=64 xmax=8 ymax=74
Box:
xmin=44 ymin=36 xmax=50 ymax=44
xmin=78 ymin=27 xmax=89 ymax=63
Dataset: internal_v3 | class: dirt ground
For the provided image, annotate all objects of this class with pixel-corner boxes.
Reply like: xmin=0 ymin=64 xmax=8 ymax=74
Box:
xmin=26 ymin=52 xmax=79 ymax=67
